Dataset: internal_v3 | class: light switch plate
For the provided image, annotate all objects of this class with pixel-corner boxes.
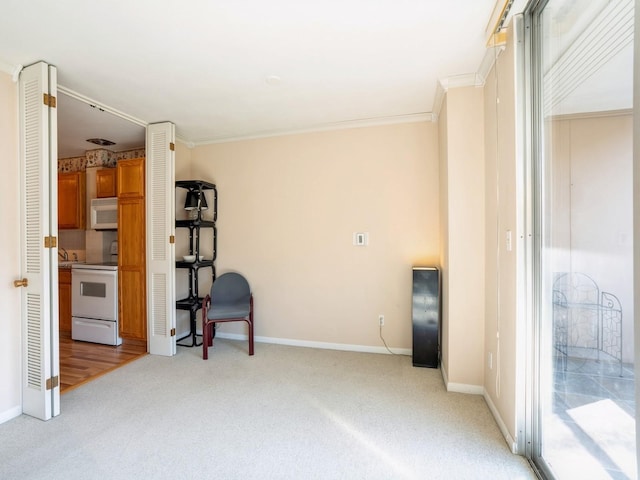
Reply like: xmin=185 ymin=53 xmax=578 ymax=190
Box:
xmin=353 ymin=232 xmax=368 ymax=246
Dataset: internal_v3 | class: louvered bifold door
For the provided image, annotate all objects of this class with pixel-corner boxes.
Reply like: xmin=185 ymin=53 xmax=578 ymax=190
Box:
xmin=146 ymin=122 xmax=176 ymax=356
xmin=19 ymin=62 xmax=60 ymax=420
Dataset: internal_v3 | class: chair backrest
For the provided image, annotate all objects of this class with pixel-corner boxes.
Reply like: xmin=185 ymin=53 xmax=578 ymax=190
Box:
xmin=211 ymin=272 xmax=251 ymax=305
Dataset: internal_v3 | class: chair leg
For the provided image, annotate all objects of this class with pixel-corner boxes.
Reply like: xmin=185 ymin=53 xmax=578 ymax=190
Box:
xmin=202 ymin=321 xmax=209 ymax=360
xmin=209 ymin=322 xmax=215 ymax=346
xmin=247 ymin=320 xmax=254 ymax=356
xmin=247 ymin=295 xmax=254 ymax=356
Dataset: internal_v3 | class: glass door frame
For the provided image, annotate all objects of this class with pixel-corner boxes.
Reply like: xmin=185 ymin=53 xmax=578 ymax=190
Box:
xmin=523 ymin=1 xmax=638 ymax=478
xmin=522 ymin=0 xmax=563 ymax=478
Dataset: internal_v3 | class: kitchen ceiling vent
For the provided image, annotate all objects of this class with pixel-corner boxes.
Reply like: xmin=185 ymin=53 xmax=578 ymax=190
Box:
xmin=86 ymin=138 xmax=116 ymax=146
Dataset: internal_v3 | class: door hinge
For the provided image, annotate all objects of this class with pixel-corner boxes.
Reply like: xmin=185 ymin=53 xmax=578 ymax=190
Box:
xmin=170 ymin=328 xmax=176 ymax=337
xmin=44 ymin=236 xmax=57 ymax=248
xmin=46 ymin=376 xmax=59 ymax=390
xmin=43 ymin=93 xmax=57 ymax=108
xmin=169 ymin=142 xmax=175 ymax=151
xmin=169 ymin=235 xmax=175 ymax=244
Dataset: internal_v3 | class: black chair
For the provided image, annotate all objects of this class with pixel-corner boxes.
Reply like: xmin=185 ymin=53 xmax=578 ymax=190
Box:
xmin=202 ymin=272 xmax=254 ymax=359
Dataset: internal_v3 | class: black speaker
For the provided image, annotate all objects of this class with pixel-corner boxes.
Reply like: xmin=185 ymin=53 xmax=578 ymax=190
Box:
xmin=412 ymin=267 xmax=440 ymax=368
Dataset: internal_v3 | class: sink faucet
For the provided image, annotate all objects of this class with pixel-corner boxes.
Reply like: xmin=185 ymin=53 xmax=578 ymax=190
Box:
xmin=58 ymin=247 xmax=68 ymax=261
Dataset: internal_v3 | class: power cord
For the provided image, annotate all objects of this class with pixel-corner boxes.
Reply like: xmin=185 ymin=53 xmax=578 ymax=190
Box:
xmin=379 ymin=324 xmax=399 ymax=355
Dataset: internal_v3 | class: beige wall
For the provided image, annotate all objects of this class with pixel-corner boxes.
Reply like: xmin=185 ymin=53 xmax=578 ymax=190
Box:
xmin=0 ymin=71 xmax=21 ymax=421
xmin=483 ymin=25 xmax=520 ymax=445
xmin=439 ymin=86 xmax=486 ymax=389
xmin=175 ymin=140 xmax=192 ymax=180
xmin=438 ymin=97 xmax=450 ymax=376
xmin=174 ymin=139 xmax=194 ymax=336
xmin=189 ymin=122 xmax=440 ymax=349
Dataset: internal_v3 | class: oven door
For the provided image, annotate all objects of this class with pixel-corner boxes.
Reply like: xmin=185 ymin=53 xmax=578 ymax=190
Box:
xmin=72 ymin=269 xmax=118 ymax=321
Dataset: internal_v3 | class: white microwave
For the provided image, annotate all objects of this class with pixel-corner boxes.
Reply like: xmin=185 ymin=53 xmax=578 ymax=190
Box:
xmin=90 ymin=197 xmax=118 ymax=230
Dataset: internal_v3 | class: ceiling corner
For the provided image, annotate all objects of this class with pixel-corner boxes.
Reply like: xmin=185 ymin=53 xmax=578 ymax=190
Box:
xmin=477 ymin=44 xmax=506 ymax=86
xmin=432 ymin=81 xmax=446 ymax=119
xmin=0 ymin=58 xmax=22 ymax=81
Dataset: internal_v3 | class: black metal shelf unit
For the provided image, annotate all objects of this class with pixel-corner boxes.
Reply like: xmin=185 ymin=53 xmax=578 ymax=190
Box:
xmin=175 ymin=180 xmax=217 ymax=347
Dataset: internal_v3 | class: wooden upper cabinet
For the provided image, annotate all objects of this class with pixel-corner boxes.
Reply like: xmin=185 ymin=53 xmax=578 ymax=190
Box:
xmin=96 ymin=168 xmax=117 ymax=198
xmin=117 ymin=158 xmax=145 ymax=198
xmin=58 ymin=171 xmax=86 ymax=230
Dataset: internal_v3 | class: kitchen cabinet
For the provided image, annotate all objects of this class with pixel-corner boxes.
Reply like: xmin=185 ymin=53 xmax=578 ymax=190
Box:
xmin=96 ymin=168 xmax=117 ymax=198
xmin=58 ymin=171 xmax=86 ymax=229
xmin=58 ymin=268 xmax=72 ymax=334
xmin=117 ymin=158 xmax=145 ymax=198
xmin=175 ymin=180 xmax=217 ymax=347
xmin=117 ymin=158 xmax=147 ymax=341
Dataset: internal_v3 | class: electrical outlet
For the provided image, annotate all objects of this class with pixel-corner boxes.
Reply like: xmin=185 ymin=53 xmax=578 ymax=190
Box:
xmin=378 ymin=314 xmax=385 ymax=327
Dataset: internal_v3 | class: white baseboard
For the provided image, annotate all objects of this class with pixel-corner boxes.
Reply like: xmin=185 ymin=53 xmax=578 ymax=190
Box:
xmin=214 ymin=332 xmax=412 ymax=356
xmin=483 ymin=389 xmax=518 ymax=454
xmin=440 ymin=363 xmax=484 ymax=395
xmin=445 ymin=382 xmax=485 ymax=395
xmin=439 ymin=359 xmax=484 ymax=394
xmin=440 ymin=361 xmax=449 ymax=385
xmin=0 ymin=405 xmax=22 ymax=425
xmin=440 ymin=368 xmax=517 ymax=454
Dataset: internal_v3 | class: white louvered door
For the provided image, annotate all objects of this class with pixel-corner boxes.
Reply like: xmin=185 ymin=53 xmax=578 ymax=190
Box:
xmin=146 ymin=122 xmax=176 ymax=356
xmin=19 ymin=62 xmax=60 ymax=420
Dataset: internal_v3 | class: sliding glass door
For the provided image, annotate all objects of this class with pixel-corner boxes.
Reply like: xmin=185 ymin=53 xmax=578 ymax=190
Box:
xmin=528 ymin=0 xmax=636 ymax=478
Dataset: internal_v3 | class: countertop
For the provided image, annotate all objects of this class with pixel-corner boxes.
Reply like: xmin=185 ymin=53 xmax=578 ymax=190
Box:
xmin=59 ymin=261 xmax=85 ymax=269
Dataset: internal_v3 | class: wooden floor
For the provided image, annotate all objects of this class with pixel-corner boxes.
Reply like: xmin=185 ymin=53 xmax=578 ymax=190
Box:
xmin=59 ymin=334 xmax=147 ymax=393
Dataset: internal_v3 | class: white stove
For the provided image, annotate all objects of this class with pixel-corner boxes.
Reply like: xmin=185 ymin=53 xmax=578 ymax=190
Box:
xmin=71 ymin=258 xmax=120 ymax=346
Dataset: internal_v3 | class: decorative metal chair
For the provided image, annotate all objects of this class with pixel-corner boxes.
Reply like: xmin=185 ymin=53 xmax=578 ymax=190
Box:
xmin=552 ymin=272 xmax=623 ymax=376
xmin=202 ymin=272 xmax=254 ymax=359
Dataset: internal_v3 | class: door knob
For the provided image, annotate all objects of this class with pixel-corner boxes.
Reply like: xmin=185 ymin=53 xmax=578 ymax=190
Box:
xmin=14 ymin=278 xmax=28 ymax=288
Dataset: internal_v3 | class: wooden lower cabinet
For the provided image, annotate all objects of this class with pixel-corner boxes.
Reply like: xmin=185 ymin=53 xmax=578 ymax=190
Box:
xmin=59 ymin=268 xmax=72 ymax=334
xmin=119 ymin=267 xmax=146 ymax=339
xmin=117 ymin=157 xmax=147 ymax=341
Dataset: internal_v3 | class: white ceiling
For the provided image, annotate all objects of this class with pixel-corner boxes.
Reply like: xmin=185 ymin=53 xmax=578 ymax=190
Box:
xmin=57 ymin=93 xmax=146 ymax=157
xmin=0 ymin=0 xmax=497 ymax=155
xmin=0 ymin=0 xmax=632 ymax=158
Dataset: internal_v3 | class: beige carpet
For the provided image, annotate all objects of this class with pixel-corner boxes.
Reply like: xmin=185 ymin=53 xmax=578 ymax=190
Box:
xmin=0 ymin=339 xmax=535 ymax=479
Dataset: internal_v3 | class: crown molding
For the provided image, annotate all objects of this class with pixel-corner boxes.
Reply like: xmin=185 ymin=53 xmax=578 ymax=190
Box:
xmin=432 ymin=71 xmax=485 ymax=118
xmin=0 ymin=59 xmax=23 ymax=82
xmin=0 ymin=58 xmax=15 ymax=74
xmin=477 ymin=44 xmax=506 ymax=85
xmin=434 ymin=0 xmax=517 ymax=119
xmin=441 ymin=73 xmax=485 ymax=90
xmin=191 ymin=112 xmax=435 ymax=146
xmin=175 ymin=136 xmax=194 ymax=148
xmin=432 ymin=81 xmax=446 ymax=119
xmin=58 ymin=85 xmax=148 ymax=128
